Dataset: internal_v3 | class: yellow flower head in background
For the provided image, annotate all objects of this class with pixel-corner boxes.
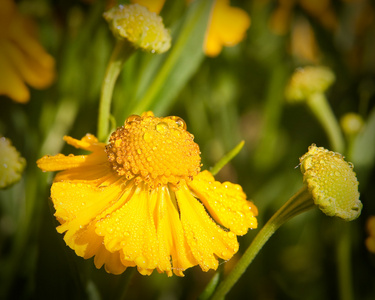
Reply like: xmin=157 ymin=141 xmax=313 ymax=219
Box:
xmin=104 ymin=3 xmax=171 ymax=54
xmin=37 ymin=112 xmax=258 ymax=276
xmin=0 ymin=0 xmax=55 ymax=103
xmin=0 ymin=136 xmax=26 ymax=189
xmin=299 ymin=144 xmax=362 ymax=221
xmin=204 ymin=0 xmax=251 ymax=57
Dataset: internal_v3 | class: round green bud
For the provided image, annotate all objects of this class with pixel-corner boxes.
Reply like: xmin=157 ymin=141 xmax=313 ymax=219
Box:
xmin=103 ymin=4 xmax=171 ymax=54
xmin=299 ymin=144 xmax=362 ymax=221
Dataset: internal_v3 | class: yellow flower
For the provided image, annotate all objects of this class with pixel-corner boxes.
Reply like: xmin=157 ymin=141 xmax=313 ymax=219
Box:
xmin=204 ymin=0 xmax=251 ymax=57
xmin=37 ymin=112 xmax=258 ymax=276
xmin=0 ymin=0 xmax=55 ymax=103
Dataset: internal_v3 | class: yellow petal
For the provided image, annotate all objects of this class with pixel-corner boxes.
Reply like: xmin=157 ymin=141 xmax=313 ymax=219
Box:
xmin=130 ymin=0 xmax=166 ymax=14
xmin=0 ymin=44 xmax=30 ymax=102
xmin=8 ymin=14 xmax=55 ymax=88
xmin=96 ymin=183 xmax=159 ymax=273
xmin=93 ymin=244 xmax=129 ymax=274
xmin=3 ymin=25 xmax=54 ymax=89
xmin=175 ymin=184 xmax=239 ymax=272
xmin=0 ymin=0 xmax=16 ymax=36
xmin=204 ymin=0 xmax=250 ymax=57
xmin=64 ymin=134 xmax=105 ymax=152
xmin=188 ymin=170 xmax=258 ymax=235
xmin=151 ymin=186 xmax=196 ymax=276
xmin=52 ymin=176 xmax=125 ymax=241
xmin=36 ymin=135 xmax=107 ymax=172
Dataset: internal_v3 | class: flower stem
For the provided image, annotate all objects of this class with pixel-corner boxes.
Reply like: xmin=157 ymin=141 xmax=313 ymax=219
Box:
xmin=209 ymin=185 xmax=315 ymax=300
xmin=307 ymin=93 xmax=345 ymax=153
xmin=97 ymin=39 xmax=135 ymax=142
xmin=337 ymin=221 xmax=354 ymax=300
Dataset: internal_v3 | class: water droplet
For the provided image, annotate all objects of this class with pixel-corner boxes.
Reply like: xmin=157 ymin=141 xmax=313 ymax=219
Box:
xmin=143 ymin=131 xmax=152 ymax=142
xmin=125 ymin=115 xmax=141 ymax=126
xmin=168 ymin=116 xmax=187 ymax=130
xmin=227 ymin=232 xmax=235 ymax=239
xmin=156 ymin=122 xmax=168 ymax=133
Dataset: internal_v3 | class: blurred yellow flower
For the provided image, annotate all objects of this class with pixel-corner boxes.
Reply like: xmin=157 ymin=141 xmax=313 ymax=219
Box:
xmin=37 ymin=112 xmax=258 ymax=276
xmin=0 ymin=0 xmax=55 ymax=103
xmin=204 ymin=0 xmax=251 ymax=57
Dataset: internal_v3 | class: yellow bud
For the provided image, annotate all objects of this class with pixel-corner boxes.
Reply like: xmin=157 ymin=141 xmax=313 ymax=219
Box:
xmin=340 ymin=112 xmax=364 ymax=137
xmin=103 ymin=4 xmax=171 ymax=54
xmin=0 ymin=137 xmax=26 ymax=189
xmin=285 ymin=66 xmax=335 ymax=103
xmin=299 ymin=144 xmax=362 ymax=221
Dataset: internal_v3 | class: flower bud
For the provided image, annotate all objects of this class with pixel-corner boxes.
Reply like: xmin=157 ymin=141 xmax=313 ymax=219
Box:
xmin=299 ymin=144 xmax=362 ymax=221
xmin=0 ymin=137 xmax=26 ymax=189
xmin=103 ymin=4 xmax=171 ymax=54
xmin=285 ymin=66 xmax=335 ymax=103
xmin=340 ymin=112 xmax=364 ymax=137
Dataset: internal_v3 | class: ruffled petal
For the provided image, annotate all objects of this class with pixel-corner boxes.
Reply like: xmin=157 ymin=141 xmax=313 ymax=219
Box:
xmin=64 ymin=134 xmax=105 ymax=152
xmin=52 ymin=176 xmax=126 ymax=243
xmin=72 ymin=221 xmax=129 ymax=275
xmin=93 ymin=243 xmax=129 ymax=275
xmin=188 ymin=170 xmax=258 ymax=235
xmin=0 ymin=43 xmax=30 ymax=102
xmin=175 ymin=184 xmax=239 ymax=272
xmin=96 ymin=183 xmax=159 ymax=275
xmin=7 ymin=14 xmax=55 ymax=89
xmin=36 ymin=135 xmax=107 ymax=172
xmin=151 ymin=186 xmax=196 ymax=276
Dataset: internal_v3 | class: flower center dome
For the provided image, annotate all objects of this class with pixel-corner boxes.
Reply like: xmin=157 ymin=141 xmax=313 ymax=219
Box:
xmin=105 ymin=112 xmax=201 ymax=187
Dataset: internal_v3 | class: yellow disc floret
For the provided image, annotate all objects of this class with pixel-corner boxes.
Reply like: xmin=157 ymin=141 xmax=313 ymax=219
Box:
xmin=105 ymin=112 xmax=201 ymax=187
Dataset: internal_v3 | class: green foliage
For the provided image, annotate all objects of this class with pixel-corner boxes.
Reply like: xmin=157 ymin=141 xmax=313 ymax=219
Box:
xmin=1 ymin=0 xmax=375 ymax=299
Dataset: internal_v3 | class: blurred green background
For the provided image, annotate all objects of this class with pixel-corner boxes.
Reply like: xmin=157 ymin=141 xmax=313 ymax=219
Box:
xmin=1 ymin=0 xmax=375 ymax=299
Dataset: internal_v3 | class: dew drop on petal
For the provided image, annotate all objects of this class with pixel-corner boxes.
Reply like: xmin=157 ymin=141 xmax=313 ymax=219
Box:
xmin=156 ymin=122 xmax=168 ymax=133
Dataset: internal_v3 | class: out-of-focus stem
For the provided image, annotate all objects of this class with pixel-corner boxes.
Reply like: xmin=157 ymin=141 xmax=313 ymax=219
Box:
xmin=307 ymin=92 xmax=345 ymax=153
xmin=97 ymin=39 xmax=135 ymax=142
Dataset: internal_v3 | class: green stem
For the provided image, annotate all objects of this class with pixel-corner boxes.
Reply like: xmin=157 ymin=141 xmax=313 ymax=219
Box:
xmin=209 ymin=186 xmax=315 ymax=300
xmin=337 ymin=222 xmax=354 ymax=300
xmin=307 ymin=93 xmax=345 ymax=153
xmin=210 ymin=141 xmax=245 ymax=176
xmin=97 ymin=39 xmax=135 ymax=142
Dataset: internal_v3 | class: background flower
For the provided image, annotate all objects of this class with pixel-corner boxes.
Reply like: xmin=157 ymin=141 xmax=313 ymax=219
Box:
xmin=0 ymin=0 xmax=55 ymax=103
xmin=204 ymin=0 xmax=251 ymax=57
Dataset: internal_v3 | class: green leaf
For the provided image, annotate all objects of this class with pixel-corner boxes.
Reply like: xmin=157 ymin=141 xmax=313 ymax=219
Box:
xmin=210 ymin=140 xmax=245 ymax=176
xmin=351 ymin=107 xmax=375 ymax=180
xmin=130 ymin=0 xmax=214 ymax=116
